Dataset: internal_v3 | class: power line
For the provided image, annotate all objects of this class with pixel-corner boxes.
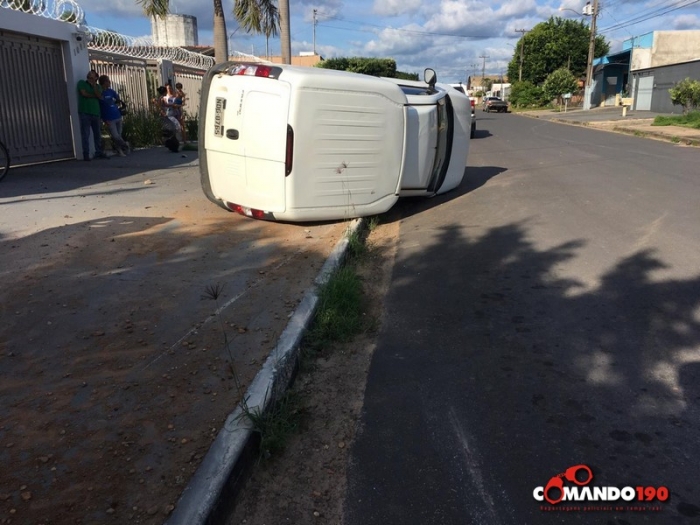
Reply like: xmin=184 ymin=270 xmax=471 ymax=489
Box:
xmin=318 ymin=2 xmax=700 ymax=44
xmin=599 ymin=0 xmax=700 ymax=34
xmin=319 ymin=16 xmax=497 ymax=39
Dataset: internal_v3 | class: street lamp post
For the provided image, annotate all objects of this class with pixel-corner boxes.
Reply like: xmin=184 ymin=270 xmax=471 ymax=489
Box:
xmin=583 ymin=0 xmax=599 ymax=110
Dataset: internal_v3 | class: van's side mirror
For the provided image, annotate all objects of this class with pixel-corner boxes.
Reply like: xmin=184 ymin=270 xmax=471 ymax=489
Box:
xmin=424 ymin=68 xmax=437 ymax=94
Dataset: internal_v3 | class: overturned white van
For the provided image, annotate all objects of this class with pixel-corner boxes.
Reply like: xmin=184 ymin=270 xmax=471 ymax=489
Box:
xmin=199 ymin=62 xmax=470 ymax=222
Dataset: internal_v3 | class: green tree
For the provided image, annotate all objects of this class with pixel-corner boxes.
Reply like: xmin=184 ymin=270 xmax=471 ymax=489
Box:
xmin=92 ymin=30 xmax=128 ymax=48
xmin=509 ymin=81 xmax=547 ymax=108
xmin=58 ymin=6 xmax=80 ymax=23
xmin=543 ymin=68 xmax=579 ymax=108
xmin=669 ymin=77 xmax=700 ymax=114
xmin=234 ymin=0 xmax=279 ymax=57
xmin=316 ymin=57 xmax=417 ymax=79
xmin=394 ymin=71 xmax=419 ymax=81
xmin=9 ymin=0 xmax=45 ymax=12
xmin=317 ymin=57 xmax=397 ymax=77
xmin=507 ymin=17 xmax=609 ymax=86
xmin=136 ymin=0 xmax=229 ymax=63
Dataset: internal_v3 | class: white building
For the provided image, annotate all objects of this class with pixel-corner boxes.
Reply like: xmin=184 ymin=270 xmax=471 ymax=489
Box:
xmin=151 ymin=14 xmax=198 ymax=47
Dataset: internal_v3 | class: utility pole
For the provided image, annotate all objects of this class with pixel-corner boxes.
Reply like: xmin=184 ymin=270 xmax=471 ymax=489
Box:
xmin=479 ymin=54 xmax=489 ymax=85
xmin=583 ymin=0 xmax=599 ymax=110
xmin=313 ymin=9 xmax=317 ymax=55
xmin=515 ymin=29 xmax=528 ymax=82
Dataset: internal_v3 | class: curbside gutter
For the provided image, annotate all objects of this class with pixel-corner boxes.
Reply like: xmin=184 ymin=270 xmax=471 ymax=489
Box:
xmin=164 ymin=218 xmax=365 ymax=525
xmin=611 ymin=126 xmax=700 ymax=146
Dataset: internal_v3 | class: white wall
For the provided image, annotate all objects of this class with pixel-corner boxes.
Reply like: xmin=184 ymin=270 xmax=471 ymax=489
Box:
xmin=0 ymin=8 xmax=90 ymax=159
xmin=151 ymin=14 xmax=198 ymax=47
xmin=652 ymin=31 xmax=700 ymax=67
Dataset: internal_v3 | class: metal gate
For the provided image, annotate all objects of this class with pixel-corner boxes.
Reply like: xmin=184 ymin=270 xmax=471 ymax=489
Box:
xmin=636 ymin=75 xmax=654 ymax=111
xmin=173 ymin=64 xmax=204 ymax=118
xmin=90 ymin=51 xmax=152 ymax=113
xmin=0 ymin=29 xmax=74 ymax=166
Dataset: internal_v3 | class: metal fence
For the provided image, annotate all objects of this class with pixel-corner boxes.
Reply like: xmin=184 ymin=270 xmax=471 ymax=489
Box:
xmin=1 ymin=0 xmax=267 ymax=164
xmin=0 ymin=28 xmax=75 ymax=165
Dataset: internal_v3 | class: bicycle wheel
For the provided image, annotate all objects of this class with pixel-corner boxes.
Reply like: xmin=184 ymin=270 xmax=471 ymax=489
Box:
xmin=0 ymin=141 xmax=9 ymax=182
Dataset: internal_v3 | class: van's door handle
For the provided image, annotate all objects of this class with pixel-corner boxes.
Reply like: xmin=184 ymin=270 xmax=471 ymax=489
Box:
xmin=226 ymin=129 xmax=239 ymax=140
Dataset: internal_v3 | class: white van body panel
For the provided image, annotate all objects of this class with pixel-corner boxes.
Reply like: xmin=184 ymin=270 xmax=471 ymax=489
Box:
xmin=382 ymin=78 xmax=471 ymax=197
xmin=202 ymin=64 xmax=407 ymax=221
xmin=200 ymin=64 xmax=471 ymax=222
xmin=435 ymin=82 xmax=471 ymax=195
xmin=204 ymin=76 xmax=290 ymax=212
xmin=287 ymin=87 xmax=406 ymax=212
xmin=400 ymin=102 xmax=439 ymax=190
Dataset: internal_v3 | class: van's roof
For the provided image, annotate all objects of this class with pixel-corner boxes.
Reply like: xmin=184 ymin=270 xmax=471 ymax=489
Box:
xmin=223 ymin=62 xmax=409 ymax=105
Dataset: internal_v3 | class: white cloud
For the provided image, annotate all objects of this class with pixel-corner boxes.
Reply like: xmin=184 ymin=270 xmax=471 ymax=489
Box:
xmin=372 ymin=0 xmax=422 ymax=17
xmin=294 ymin=0 xmax=344 ymax=22
xmin=670 ymin=14 xmax=700 ymax=30
xmin=78 ymin=0 xmax=144 ymax=18
xmin=362 ymin=26 xmax=428 ymax=55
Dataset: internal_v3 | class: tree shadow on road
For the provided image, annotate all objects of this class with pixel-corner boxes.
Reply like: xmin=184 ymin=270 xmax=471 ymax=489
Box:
xmin=348 ymin=220 xmax=700 ymax=524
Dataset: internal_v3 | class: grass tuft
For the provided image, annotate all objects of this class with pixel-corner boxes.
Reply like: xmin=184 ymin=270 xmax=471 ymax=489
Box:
xmin=306 ymin=265 xmax=364 ymax=353
xmin=367 ymin=216 xmax=381 ymax=232
xmin=240 ymin=392 xmax=302 ymax=459
xmin=653 ymin=111 xmax=700 ymax=129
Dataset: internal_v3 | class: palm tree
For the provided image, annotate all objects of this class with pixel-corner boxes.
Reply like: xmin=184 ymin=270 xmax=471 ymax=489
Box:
xmin=136 ymin=0 xmax=229 ymax=63
xmin=279 ymin=0 xmax=290 ymax=64
xmin=212 ymin=0 xmax=229 ymax=63
xmin=233 ymin=0 xmax=279 ymax=58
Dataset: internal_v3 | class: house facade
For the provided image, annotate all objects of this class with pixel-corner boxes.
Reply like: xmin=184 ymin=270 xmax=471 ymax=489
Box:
xmin=590 ymin=30 xmax=700 ymax=113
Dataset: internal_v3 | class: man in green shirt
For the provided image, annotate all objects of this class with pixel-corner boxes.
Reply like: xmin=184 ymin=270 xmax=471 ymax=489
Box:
xmin=77 ymin=70 xmax=109 ymax=160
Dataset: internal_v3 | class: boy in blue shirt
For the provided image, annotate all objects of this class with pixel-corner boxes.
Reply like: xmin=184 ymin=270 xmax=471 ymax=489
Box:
xmin=98 ymin=75 xmax=130 ymax=156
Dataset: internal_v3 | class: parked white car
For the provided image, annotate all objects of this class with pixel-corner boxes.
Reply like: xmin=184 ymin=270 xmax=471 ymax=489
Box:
xmin=199 ymin=63 xmax=471 ymax=222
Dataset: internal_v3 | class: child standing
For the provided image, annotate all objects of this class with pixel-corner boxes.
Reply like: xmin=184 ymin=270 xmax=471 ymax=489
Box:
xmin=174 ymin=82 xmax=188 ymax=143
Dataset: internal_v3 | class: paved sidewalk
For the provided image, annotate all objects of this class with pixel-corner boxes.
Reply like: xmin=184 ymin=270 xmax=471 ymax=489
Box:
xmin=518 ymin=106 xmax=700 ymax=145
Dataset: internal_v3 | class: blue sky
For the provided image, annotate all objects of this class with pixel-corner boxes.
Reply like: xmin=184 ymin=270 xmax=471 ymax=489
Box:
xmin=80 ymin=0 xmax=700 ymax=83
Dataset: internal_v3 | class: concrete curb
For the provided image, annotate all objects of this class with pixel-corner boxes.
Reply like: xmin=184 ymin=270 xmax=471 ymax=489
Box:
xmin=164 ymin=218 xmax=365 ymax=525
xmin=612 ymin=126 xmax=700 ymax=146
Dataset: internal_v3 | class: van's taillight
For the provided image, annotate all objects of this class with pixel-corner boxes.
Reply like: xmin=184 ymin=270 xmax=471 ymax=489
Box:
xmin=470 ymin=99 xmax=475 ymax=109
xmin=285 ymin=125 xmax=294 ymax=176
xmin=231 ymin=65 xmax=273 ymax=77
xmin=226 ymin=203 xmax=273 ymax=220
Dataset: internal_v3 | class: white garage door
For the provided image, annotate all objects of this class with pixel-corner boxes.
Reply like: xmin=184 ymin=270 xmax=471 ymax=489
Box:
xmin=636 ymin=76 xmax=654 ymax=111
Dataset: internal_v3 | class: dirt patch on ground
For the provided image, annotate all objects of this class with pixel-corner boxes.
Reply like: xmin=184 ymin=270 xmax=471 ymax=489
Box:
xmin=0 ymin=205 xmax=347 ymax=525
xmin=226 ymin=220 xmax=399 ymax=525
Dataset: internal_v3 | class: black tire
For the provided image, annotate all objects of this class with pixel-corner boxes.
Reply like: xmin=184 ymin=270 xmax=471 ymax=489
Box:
xmin=0 ymin=140 xmax=9 ymax=182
